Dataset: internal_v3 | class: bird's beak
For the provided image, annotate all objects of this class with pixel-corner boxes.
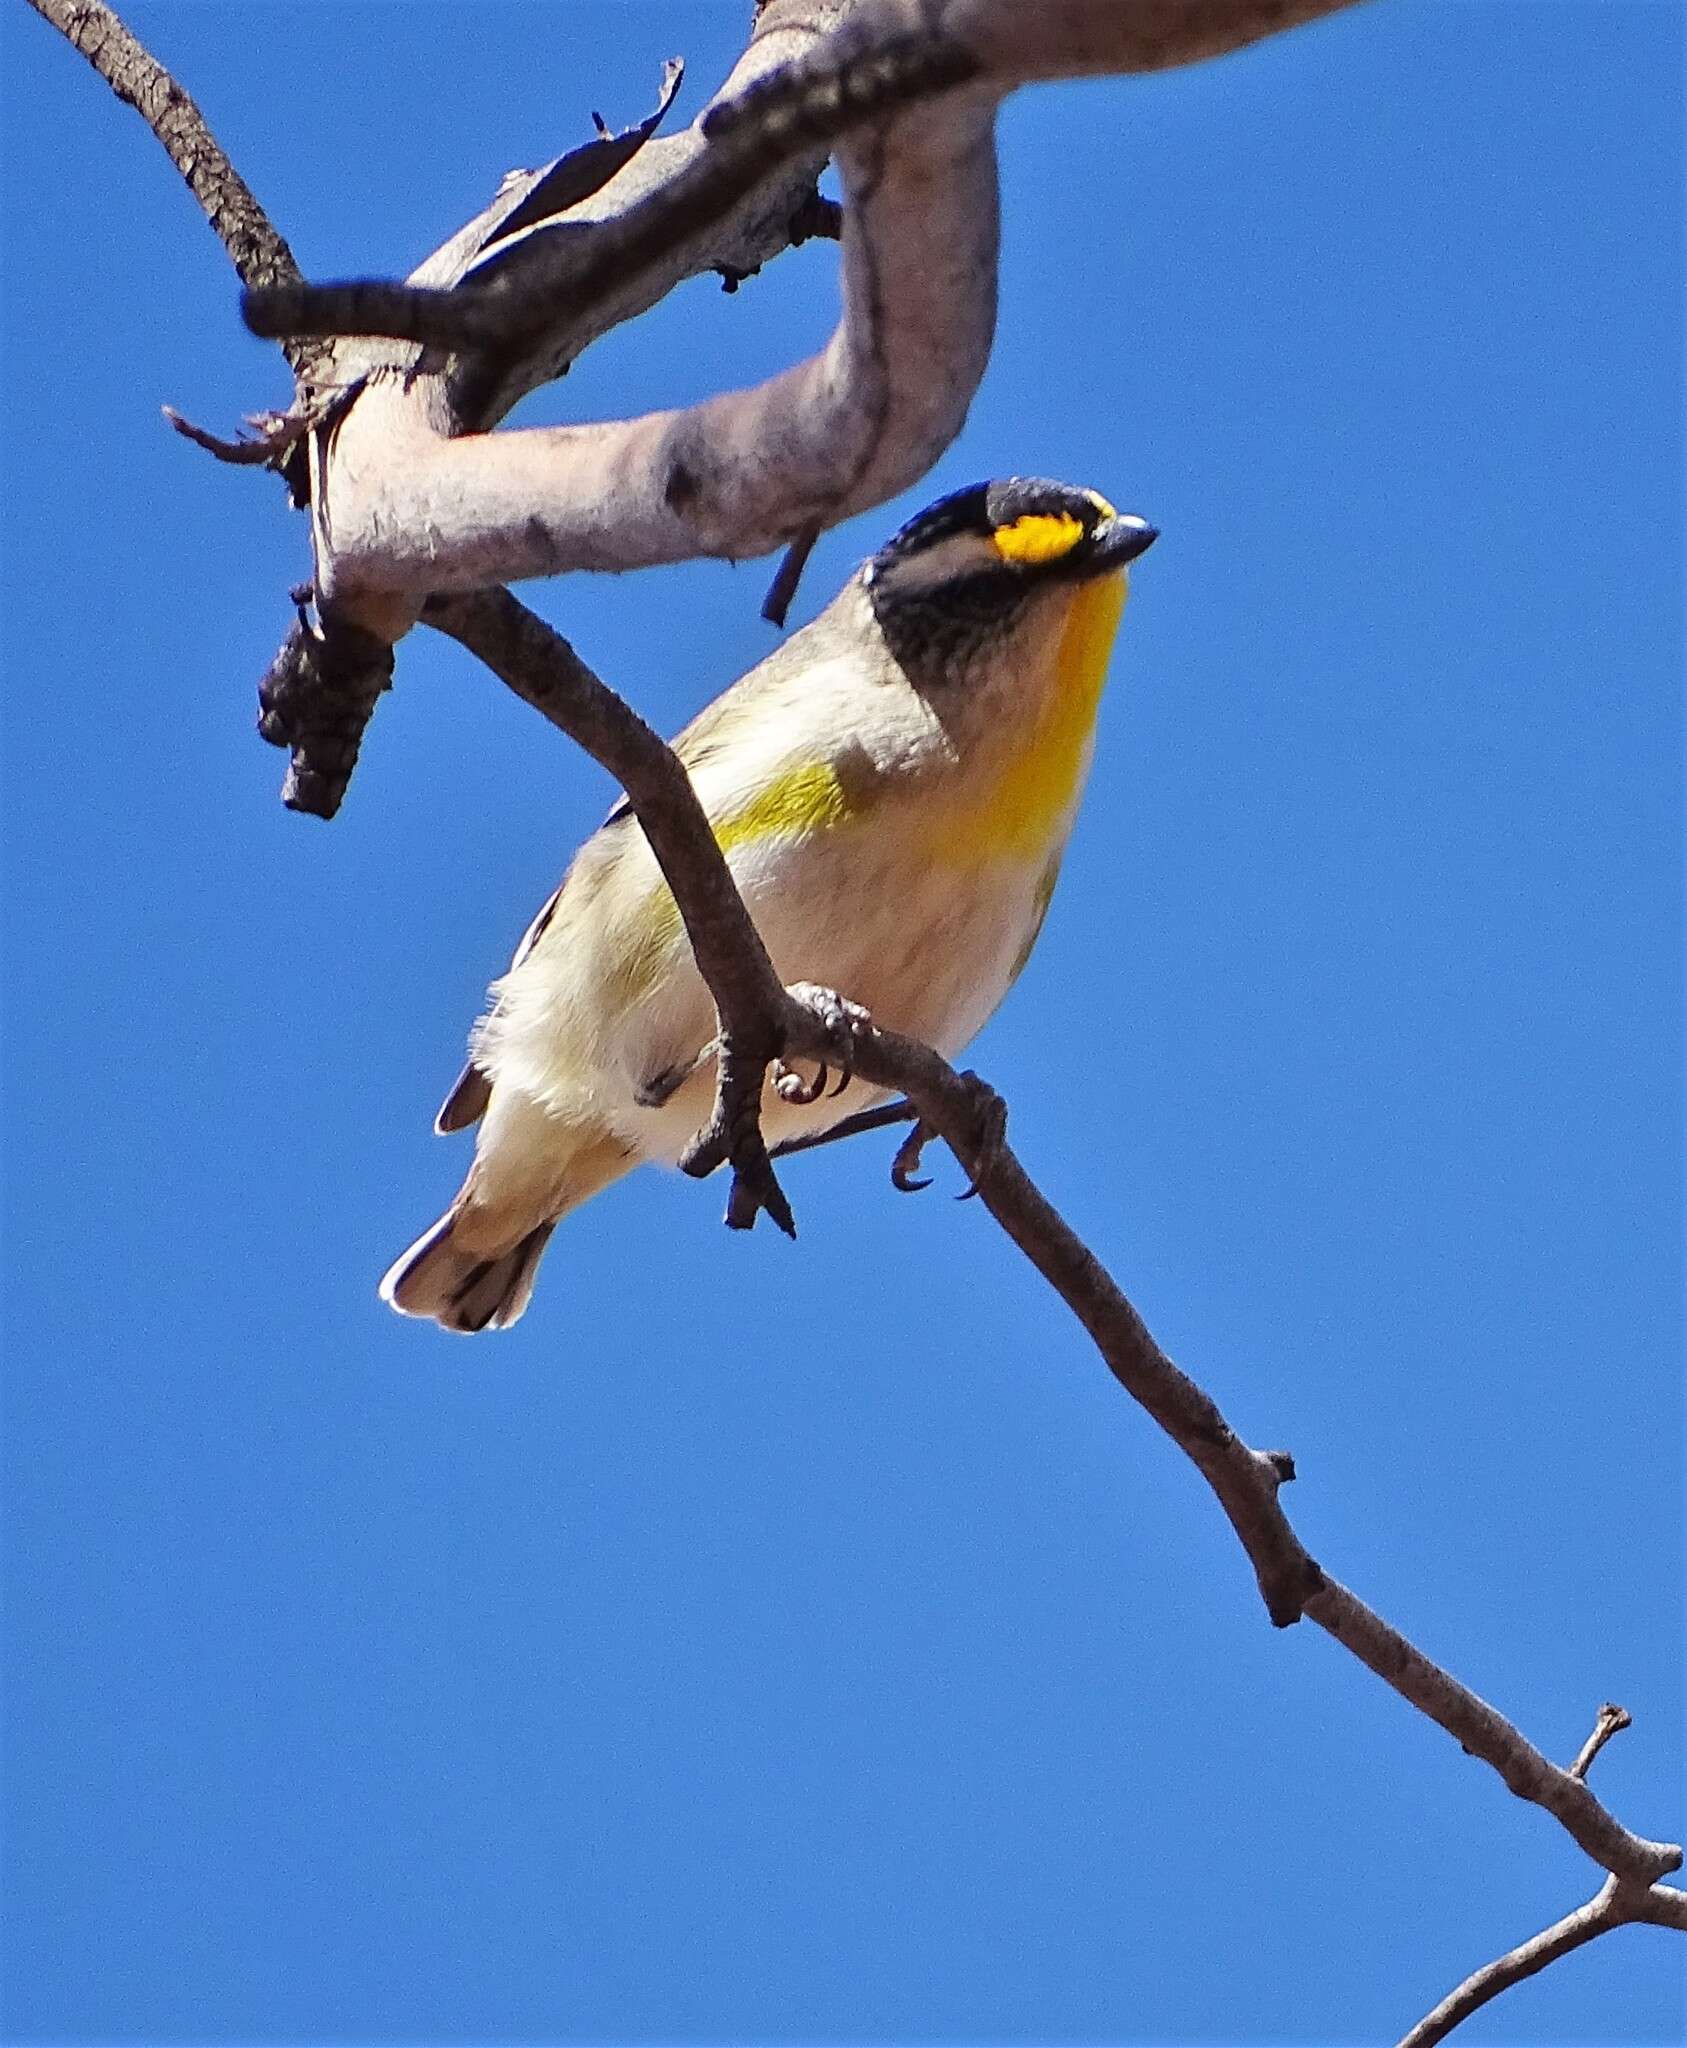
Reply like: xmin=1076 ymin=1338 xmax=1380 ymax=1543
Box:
xmin=1088 ymin=514 xmax=1158 ymax=571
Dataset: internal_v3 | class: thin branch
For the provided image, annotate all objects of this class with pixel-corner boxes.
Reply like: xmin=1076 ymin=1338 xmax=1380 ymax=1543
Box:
xmin=240 ymin=19 xmax=983 ymax=352
xmin=22 ymin=0 xmax=329 ymax=385
xmin=421 ymin=586 xmax=1682 ymax=1913
xmin=420 ymin=590 xmax=794 ymax=1219
xmin=1397 ymin=1875 xmax=1687 ymax=2048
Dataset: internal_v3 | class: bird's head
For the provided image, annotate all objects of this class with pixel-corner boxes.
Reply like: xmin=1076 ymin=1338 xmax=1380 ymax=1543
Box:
xmin=860 ymin=476 xmax=1157 ymax=681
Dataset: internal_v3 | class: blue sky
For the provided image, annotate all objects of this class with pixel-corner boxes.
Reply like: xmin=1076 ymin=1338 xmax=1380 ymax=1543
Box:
xmin=2 ymin=3 xmax=1681 ymax=2043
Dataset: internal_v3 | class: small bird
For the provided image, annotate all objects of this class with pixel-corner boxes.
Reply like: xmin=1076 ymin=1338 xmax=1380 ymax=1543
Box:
xmin=382 ymin=477 xmax=1156 ymax=1331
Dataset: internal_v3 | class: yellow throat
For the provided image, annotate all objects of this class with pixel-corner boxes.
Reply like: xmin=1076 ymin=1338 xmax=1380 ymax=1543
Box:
xmin=944 ymin=568 xmax=1128 ymax=865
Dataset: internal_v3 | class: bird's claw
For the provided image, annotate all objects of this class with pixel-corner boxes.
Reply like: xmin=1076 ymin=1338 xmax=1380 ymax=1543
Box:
xmin=953 ymin=1071 xmax=1008 ymax=1200
xmin=891 ymin=1118 xmax=934 ymax=1193
xmin=774 ymin=1058 xmax=828 ymax=1106
xmin=785 ymin=982 xmax=873 ymax=1097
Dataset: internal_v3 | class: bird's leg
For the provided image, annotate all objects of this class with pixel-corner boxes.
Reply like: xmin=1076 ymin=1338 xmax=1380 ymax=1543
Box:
xmin=634 ymin=1038 xmax=719 ymax=1109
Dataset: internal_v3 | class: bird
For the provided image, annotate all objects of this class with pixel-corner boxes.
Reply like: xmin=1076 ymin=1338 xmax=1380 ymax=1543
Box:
xmin=381 ymin=476 xmax=1157 ymax=1332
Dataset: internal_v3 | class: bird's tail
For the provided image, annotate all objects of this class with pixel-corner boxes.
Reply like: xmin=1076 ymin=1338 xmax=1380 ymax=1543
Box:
xmin=379 ymin=1124 xmax=632 ymax=1334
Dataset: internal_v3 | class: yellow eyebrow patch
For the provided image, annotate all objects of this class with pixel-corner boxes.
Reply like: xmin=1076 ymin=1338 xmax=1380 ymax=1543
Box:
xmin=992 ymin=511 xmax=1086 ymax=565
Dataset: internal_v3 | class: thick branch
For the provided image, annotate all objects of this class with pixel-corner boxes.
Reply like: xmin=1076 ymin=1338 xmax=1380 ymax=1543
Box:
xmin=244 ymin=0 xmax=1361 ymax=356
xmin=249 ymin=0 xmax=1367 ymax=622
xmin=422 ymin=588 xmax=1682 ymax=1914
xmin=52 ymin=1 xmax=846 ymax=812
xmin=303 ymin=79 xmax=1002 ymax=602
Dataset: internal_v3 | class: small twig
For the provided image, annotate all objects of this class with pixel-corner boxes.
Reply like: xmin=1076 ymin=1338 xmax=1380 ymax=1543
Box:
xmin=1397 ymin=1870 xmax=1687 ymax=2048
xmin=476 ymin=59 xmax=685 ymax=255
xmin=1570 ymin=1701 xmax=1633 ymax=1781
xmin=761 ymin=523 xmax=821 ymax=626
xmin=788 ymin=189 xmax=844 ymax=243
xmin=256 ymin=610 xmax=395 ymax=818
xmin=162 ymin=406 xmax=296 ymax=467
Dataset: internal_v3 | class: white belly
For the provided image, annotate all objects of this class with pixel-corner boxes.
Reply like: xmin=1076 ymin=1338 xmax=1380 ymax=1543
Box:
xmin=483 ymin=799 xmax=1061 ymax=1169
xmin=619 ymin=820 xmax=1055 ymax=1164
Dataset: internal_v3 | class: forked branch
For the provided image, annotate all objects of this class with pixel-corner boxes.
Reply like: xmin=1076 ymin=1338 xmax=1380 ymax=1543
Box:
xmin=1397 ymin=1706 xmax=1686 ymax=2047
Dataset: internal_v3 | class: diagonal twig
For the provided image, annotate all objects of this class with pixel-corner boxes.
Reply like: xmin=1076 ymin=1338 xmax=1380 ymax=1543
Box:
xmin=768 ymin=1097 xmax=919 ymax=1159
xmin=419 ymin=584 xmax=1682 ymax=1924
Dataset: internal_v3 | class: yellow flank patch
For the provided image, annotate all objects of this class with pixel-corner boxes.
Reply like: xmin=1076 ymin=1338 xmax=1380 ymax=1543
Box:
xmin=610 ymin=759 xmax=852 ymax=1009
xmin=713 ymin=758 xmax=851 ymax=853
xmin=940 ymin=569 xmax=1128 ymax=867
xmin=992 ymin=511 xmax=1085 ymax=566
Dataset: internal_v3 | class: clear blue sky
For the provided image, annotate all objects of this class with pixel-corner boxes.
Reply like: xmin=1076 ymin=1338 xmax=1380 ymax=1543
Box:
xmin=2 ymin=4 xmax=1680 ymax=2043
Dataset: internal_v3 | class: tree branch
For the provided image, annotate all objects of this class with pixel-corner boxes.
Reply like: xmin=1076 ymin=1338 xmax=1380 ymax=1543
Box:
xmin=422 ymin=586 xmax=1682 ymax=1926
xmin=34 ymin=0 xmax=1370 ymax=816
xmin=1397 ymin=1876 xmax=1687 ymax=2048
xmin=1571 ymin=1700 xmax=1633 ymax=1782
xmin=243 ymin=0 xmax=1368 ymax=609
xmin=34 ymin=8 xmax=1680 ymax=2026
xmin=21 ymin=0 xmax=331 ymax=386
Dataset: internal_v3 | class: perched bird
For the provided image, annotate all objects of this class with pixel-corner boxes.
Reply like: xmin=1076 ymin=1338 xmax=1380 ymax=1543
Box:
xmin=382 ymin=477 xmax=1156 ymax=1332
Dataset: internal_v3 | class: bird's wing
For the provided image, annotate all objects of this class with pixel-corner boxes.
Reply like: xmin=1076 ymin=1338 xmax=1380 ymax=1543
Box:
xmin=435 ymin=604 xmax=858 ymax=1131
xmin=433 ymin=882 xmax=566 ymax=1132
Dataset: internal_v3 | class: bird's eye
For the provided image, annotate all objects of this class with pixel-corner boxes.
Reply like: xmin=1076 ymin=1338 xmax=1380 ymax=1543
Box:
xmin=991 ymin=512 xmax=1086 ymax=566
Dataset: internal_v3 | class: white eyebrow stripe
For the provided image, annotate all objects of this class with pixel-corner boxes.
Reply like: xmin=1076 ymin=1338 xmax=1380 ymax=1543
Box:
xmin=873 ymin=530 xmax=1002 ymax=592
